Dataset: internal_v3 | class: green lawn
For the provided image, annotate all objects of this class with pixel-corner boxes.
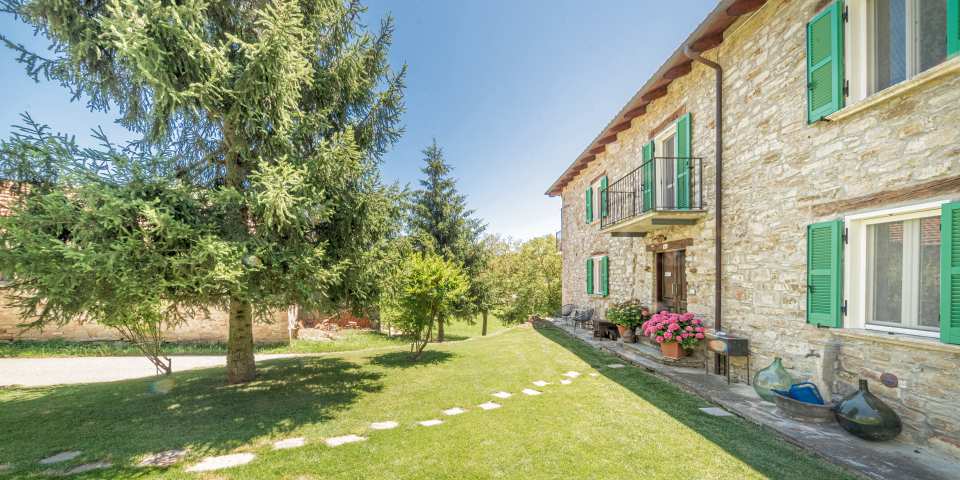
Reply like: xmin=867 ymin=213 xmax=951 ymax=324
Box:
xmin=0 ymin=323 xmax=854 ymax=479
xmin=0 ymin=316 xmax=509 ymax=358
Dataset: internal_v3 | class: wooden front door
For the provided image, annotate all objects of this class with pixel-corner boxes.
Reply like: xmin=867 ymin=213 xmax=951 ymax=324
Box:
xmin=656 ymin=250 xmax=687 ymax=312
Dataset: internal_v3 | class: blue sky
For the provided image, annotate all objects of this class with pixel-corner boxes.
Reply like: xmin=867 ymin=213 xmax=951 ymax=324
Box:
xmin=0 ymin=1 xmax=714 ymax=239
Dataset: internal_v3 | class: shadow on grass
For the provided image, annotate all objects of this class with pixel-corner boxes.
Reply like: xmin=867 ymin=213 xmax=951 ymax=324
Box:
xmin=368 ymin=350 xmax=455 ymax=369
xmin=531 ymin=323 xmax=856 ymax=480
xmin=0 ymin=356 xmax=382 ymax=478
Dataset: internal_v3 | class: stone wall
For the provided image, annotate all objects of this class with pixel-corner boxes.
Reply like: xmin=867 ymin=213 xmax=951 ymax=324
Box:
xmin=558 ymin=0 xmax=960 ymax=457
xmin=0 ymin=303 xmax=290 ymax=343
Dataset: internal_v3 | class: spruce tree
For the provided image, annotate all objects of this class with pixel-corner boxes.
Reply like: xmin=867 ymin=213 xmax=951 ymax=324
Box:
xmin=409 ymin=140 xmax=485 ymax=341
xmin=0 ymin=0 xmax=405 ymax=383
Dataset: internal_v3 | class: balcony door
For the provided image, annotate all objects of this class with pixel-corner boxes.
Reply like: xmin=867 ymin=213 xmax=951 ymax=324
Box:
xmin=655 ymin=128 xmax=676 ymax=210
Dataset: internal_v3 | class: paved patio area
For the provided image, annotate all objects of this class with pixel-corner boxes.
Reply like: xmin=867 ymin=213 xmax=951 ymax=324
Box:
xmin=545 ymin=318 xmax=958 ymax=480
xmin=0 ymin=354 xmax=296 ymax=387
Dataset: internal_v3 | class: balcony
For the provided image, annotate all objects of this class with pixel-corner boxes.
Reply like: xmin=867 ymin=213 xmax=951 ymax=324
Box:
xmin=600 ymin=157 xmax=706 ymax=236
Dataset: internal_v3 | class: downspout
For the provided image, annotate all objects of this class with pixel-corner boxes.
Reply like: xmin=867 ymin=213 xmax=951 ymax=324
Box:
xmin=683 ymin=46 xmax=723 ymax=333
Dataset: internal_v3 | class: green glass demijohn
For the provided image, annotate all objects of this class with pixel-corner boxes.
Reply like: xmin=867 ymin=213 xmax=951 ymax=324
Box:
xmin=753 ymin=357 xmax=795 ymax=403
xmin=834 ymin=379 xmax=902 ymax=441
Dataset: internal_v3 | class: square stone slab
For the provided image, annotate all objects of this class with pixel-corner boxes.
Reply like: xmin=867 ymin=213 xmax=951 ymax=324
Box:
xmin=606 ymin=363 xmax=626 ymax=369
xmin=370 ymin=421 xmax=399 ymax=430
xmin=418 ymin=419 xmax=443 ymax=427
xmin=443 ymin=407 xmax=466 ymax=416
xmin=65 ymin=461 xmax=112 ymax=475
xmin=138 ymin=449 xmax=187 ymax=467
xmin=477 ymin=402 xmax=501 ymax=410
xmin=325 ymin=434 xmax=366 ymax=447
xmin=39 ymin=451 xmax=81 ymax=465
xmin=521 ymin=388 xmax=542 ymax=396
xmin=589 ymin=373 xmax=599 ymax=377
xmin=560 ymin=379 xmax=573 ymax=385
xmin=699 ymin=407 xmax=734 ymax=417
xmin=532 ymin=380 xmax=550 ymax=387
xmin=273 ymin=437 xmax=306 ymax=450
xmin=186 ymin=453 xmax=255 ymax=472
xmin=491 ymin=391 xmax=512 ymax=399
xmin=562 ymin=371 xmax=581 ymax=378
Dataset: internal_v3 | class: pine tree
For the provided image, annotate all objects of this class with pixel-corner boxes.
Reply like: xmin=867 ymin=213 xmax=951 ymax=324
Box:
xmin=409 ymin=140 xmax=485 ymax=341
xmin=0 ymin=0 xmax=405 ymax=383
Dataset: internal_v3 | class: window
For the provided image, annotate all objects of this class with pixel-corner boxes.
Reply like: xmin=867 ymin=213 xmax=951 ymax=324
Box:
xmin=585 ymin=255 xmax=609 ymax=297
xmin=587 ymin=176 xmax=607 ymax=224
xmin=844 ymin=203 xmax=944 ymax=337
xmin=872 ymin=0 xmax=947 ymax=91
xmin=845 ymin=0 xmax=952 ymax=103
xmin=865 ymin=216 xmax=940 ymax=332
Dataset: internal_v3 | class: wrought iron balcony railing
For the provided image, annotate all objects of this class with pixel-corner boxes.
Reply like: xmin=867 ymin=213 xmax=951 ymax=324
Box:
xmin=600 ymin=157 xmax=704 ymax=230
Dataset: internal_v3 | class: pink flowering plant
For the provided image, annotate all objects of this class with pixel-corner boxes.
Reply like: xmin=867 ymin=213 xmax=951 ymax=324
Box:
xmin=640 ymin=311 xmax=706 ymax=349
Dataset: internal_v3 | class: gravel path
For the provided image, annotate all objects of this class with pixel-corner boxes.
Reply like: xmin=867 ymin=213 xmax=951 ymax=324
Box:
xmin=0 ymin=354 xmax=296 ymax=387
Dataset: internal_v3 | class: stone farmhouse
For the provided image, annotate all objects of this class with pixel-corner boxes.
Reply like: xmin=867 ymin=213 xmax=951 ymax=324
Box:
xmin=547 ymin=0 xmax=960 ymax=456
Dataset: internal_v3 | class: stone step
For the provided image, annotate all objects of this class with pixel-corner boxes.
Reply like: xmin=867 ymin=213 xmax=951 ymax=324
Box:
xmin=621 ymin=340 xmax=705 ymax=369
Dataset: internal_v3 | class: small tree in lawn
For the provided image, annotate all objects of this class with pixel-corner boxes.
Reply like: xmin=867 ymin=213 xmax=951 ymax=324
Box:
xmin=384 ymin=253 xmax=468 ymax=359
xmin=408 ymin=140 xmax=485 ymax=341
xmin=0 ymin=0 xmax=405 ymax=383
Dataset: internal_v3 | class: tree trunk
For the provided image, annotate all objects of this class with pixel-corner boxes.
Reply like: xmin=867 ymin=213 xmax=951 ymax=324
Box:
xmin=437 ymin=314 xmax=445 ymax=343
xmin=227 ymin=298 xmax=256 ymax=384
xmin=482 ymin=310 xmax=488 ymax=336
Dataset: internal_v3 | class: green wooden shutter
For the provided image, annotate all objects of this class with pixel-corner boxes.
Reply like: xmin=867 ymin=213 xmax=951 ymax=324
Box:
xmin=586 ymin=257 xmax=594 ymax=294
xmin=585 ymin=187 xmax=593 ymax=223
xmin=807 ymin=220 xmax=843 ymax=327
xmin=941 ymin=202 xmax=960 ymax=345
xmin=641 ymin=141 xmax=655 ymax=212
xmin=806 ymin=1 xmax=844 ymax=123
xmin=600 ymin=176 xmax=608 ymax=219
xmin=600 ymin=256 xmax=609 ymax=297
xmin=949 ymin=0 xmax=960 ymax=57
xmin=675 ymin=113 xmax=691 ymax=210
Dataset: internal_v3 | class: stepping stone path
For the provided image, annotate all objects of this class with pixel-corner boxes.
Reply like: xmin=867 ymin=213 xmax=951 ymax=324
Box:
xmin=418 ymin=419 xmax=443 ymax=427
xmin=186 ymin=453 xmax=255 ymax=472
xmin=370 ymin=421 xmax=399 ymax=430
xmin=560 ymin=379 xmax=572 ymax=385
xmin=532 ymin=380 xmax=550 ymax=387
xmin=491 ymin=391 xmax=512 ymax=399
xmin=699 ymin=407 xmax=734 ymax=417
xmin=562 ymin=371 xmax=581 ymax=378
xmin=138 ymin=449 xmax=187 ymax=467
xmin=273 ymin=437 xmax=306 ymax=450
xmin=477 ymin=402 xmax=501 ymax=410
xmin=443 ymin=407 xmax=466 ymax=416
xmin=521 ymin=388 xmax=542 ymax=396
xmin=606 ymin=363 xmax=626 ymax=369
xmin=325 ymin=435 xmax=366 ymax=447
xmin=65 ymin=461 xmax=112 ymax=475
xmin=39 ymin=451 xmax=82 ymax=465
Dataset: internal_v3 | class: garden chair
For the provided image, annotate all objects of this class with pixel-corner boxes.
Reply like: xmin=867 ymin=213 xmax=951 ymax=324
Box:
xmin=572 ymin=308 xmax=594 ymax=330
xmin=557 ymin=304 xmax=576 ymax=325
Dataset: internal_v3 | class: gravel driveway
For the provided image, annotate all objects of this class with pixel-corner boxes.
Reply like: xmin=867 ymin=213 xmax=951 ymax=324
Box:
xmin=0 ymin=354 xmax=296 ymax=387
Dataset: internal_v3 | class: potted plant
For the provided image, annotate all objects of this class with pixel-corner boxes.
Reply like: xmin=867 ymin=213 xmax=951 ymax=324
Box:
xmin=640 ymin=311 xmax=706 ymax=359
xmin=606 ymin=300 xmax=646 ymax=343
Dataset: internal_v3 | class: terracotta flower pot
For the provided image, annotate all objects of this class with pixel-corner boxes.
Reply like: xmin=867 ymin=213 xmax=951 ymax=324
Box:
xmin=616 ymin=325 xmax=635 ymax=342
xmin=660 ymin=341 xmax=685 ymax=360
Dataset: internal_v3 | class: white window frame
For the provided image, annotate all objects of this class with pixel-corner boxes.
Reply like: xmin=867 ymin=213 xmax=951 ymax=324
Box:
xmin=590 ymin=177 xmax=604 ymax=223
xmin=653 ymin=125 xmax=677 ymax=210
xmin=845 ymin=0 xmax=949 ymax=104
xmin=844 ymin=200 xmax=946 ymax=338
xmin=591 ymin=254 xmax=605 ymax=296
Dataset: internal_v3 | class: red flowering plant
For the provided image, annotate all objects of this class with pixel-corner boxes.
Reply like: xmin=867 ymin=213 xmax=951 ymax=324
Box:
xmin=640 ymin=311 xmax=706 ymax=349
